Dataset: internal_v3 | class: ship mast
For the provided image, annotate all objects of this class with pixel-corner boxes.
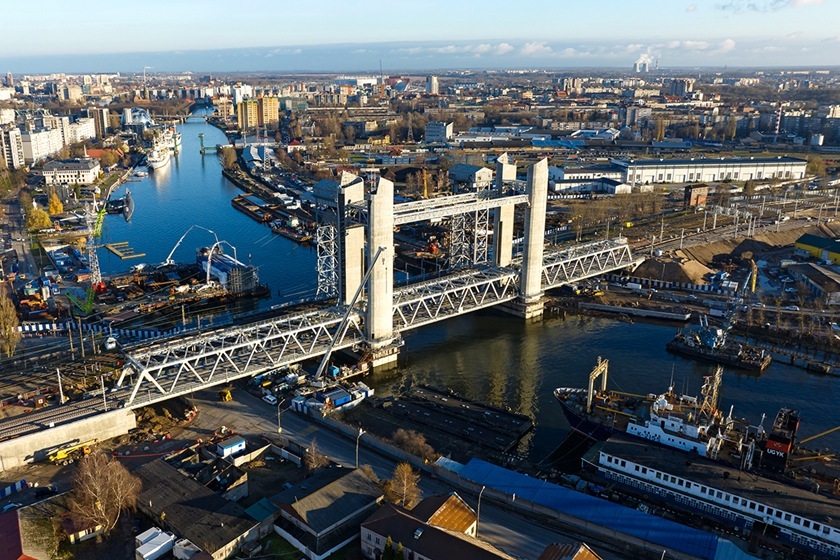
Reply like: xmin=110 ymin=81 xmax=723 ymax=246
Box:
xmin=699 ymin=365 xmax=723 ymax=420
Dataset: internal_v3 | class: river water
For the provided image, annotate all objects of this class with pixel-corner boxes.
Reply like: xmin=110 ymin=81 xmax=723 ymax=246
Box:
xmin=98 ymin=115 xmax=840 ymax=460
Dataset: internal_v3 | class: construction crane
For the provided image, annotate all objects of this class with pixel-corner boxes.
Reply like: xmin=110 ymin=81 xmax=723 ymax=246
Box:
xmin=48 ymin=438 xmax=98 ymax=465
xmin=67 ymin=202 xmax=107 ymax=315
xmin=161 ymin=224 xmax=219 ymax=267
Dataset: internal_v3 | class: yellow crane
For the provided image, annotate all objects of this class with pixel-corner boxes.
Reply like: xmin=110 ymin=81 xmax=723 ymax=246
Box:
xmin=48 ymin=438 xmax=98 ymax=465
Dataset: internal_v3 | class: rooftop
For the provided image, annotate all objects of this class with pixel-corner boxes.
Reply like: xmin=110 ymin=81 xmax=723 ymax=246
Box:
xmin=363 ymin=503 xmax=514 ymax=560
xmin=135 ymin=460 xmax=258 ymax=555
xmin=612 ymin=156 xmax=806 ymax=167
xmin=411 ymin=493 xmax=476 ymax=533
xmin=272 ymin=468 xmax=382 ymax=534
xmin=42 ymin=158 xmax=100 ymax=171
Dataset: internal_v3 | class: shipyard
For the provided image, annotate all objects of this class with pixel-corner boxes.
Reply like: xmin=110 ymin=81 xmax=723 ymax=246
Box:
xmin=3 ymin=12 xmax=840 ymax=560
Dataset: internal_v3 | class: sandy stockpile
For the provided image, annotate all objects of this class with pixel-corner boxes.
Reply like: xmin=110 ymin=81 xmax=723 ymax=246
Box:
xmin=680 ymin=226 xmax=822 ymax=266
xmin=633 ymin=256 xmax=715 ymax=284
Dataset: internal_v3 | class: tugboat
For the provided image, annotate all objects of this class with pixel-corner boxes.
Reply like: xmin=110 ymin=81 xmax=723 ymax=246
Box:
xmin=666 ymin=315 xmax=771 ymax=371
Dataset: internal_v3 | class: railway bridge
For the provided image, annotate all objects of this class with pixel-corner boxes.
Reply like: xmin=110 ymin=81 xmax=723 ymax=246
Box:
xmin=0 ymin=155 xmax=641 ymax=440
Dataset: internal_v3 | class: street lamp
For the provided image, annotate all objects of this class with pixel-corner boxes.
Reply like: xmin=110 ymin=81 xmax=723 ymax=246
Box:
xmin=355 ymin=428 xmax=366 ymax=468
xmin=277 ymin=404 xmax=283 ymax=434
xmin=476 ymin=485 xmax=486 ymax=537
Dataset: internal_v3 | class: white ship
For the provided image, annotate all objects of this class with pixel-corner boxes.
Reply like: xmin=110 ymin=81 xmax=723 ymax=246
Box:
xmin=147 ymin=147 xmax=171 ymax=170
xmin=163 ymin=127 xmax=182 ymax=153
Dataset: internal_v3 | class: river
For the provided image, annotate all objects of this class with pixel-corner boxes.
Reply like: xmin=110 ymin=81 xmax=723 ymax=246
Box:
xmin=97 ymin=114 xmax=840 ymax=459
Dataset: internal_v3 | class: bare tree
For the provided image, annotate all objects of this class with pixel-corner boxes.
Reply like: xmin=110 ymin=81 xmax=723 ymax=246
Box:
xmin=304 ymin=439 xmax=329 ymax=473
xmin=387 ymin=462 xmax=421 ymax=508
xmin=0 ymin=289 xmax=20 ymax=358
xmin=391 ymin=429 xmax=436 ymax=462
xmin=68 ymin=452 xmax=141 ymax=535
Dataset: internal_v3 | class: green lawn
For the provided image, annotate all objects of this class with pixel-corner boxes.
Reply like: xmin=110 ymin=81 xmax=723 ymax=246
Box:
xmin=261 ymin=533 xmax=362 ymax=559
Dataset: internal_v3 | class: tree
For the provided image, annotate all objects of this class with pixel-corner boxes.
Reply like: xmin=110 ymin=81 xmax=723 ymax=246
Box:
xmin=0 ymin=289 xmax=21 ymax=358
xmin=220 ymin=146 xmax=237 ymax=170
xmin=48 ymin=192 xmax=63 ymax=215
xmin=99 ymin=150 xmax=119 ymax=168
xmin=382 ymin=536 xmax=396 ymax=560
xmin=391 ymin=428 xmax=435 ymax=461
xmin=26 ymin=208 xmax=52 ymax=230
xmin=19 ymin=190 xmax=32 ymax=210
xmin=68 ymin=452 xmax=141 ymax=535
xmin=807 ymin=155 xmax=827 ymax=177
xmin=387 ymin=462 xmax=421 ymax=508
xmin=304 ymin=439 xmax=329 ymax=473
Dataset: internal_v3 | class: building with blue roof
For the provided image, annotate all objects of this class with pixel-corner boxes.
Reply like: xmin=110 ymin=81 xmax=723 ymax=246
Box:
xmin=457 ymin=458 xmax=755 ymax=560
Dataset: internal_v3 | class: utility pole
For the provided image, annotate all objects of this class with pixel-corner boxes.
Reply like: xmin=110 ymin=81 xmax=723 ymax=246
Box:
xmin=78 ymin=319 xmax=85 ymax=359
xmin=659 ymin=216 xmax=665 ymax=243
xmin=101 ymin=375 xmax=108 ymax=411
xmin=56 ymin=368 xmax=65 ymax=404
xmin=680 ymin=228 xmax=684 ymax=249
xmin=713 ymin=212 xmax=718 ymax=230
xmin=703 ymin=211 xmax=708 ymax=231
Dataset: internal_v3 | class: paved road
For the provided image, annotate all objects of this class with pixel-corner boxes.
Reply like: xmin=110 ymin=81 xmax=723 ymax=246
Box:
xmin=187 ymin=388 xmax=628 ymax=560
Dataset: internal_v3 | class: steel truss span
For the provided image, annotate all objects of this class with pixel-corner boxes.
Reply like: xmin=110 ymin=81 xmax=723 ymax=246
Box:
xmin=118 ymin=309 xmax=364 ymax=406
xmin=392 ymin=268 xmax=518 ymax=332
xmin=540 ymin=238 xmax=639 ymax=288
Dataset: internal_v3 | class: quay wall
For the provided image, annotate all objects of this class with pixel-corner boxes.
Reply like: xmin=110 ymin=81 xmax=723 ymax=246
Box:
xmin=0 ymin=409 xmax=136 ymax=472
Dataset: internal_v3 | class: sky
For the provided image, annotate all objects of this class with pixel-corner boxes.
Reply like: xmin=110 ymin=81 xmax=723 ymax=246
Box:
xmin=2 ymin=0 xmax=839 ymax=73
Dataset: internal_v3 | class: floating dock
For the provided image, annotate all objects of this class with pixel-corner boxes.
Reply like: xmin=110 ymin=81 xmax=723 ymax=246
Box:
xmin=105 ymin=242 xmax=147 ymax=260
xmin=578 ymin=302 xmax=691 ymax=321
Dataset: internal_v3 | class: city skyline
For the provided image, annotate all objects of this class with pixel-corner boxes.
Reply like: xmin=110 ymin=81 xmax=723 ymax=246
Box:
xmin=2 ymin=0 xmax=840 ymax=73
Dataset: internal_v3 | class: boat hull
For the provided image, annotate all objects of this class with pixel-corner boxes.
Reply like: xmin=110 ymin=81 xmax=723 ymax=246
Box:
xmin=555 ymin=397 xmax=617 ymax=441
xmin=666 ymin=339 xmax=770 ymax=371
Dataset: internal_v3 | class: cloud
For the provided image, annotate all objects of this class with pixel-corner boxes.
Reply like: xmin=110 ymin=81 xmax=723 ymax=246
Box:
xmin=395 ymin=42 xmax=514 ymax=57
xmin=520 ymin=41 xmax=553 ymax=56
xmin=717 ymin=38 xmax=737 ymax=52
xmin=717 ymin=0 xmax=822 ymax=12
xmin=686 ymin=3 xmax=698 ymax=11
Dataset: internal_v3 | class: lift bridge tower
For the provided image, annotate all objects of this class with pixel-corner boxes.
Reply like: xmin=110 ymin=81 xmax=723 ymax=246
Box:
xmin=312 ymin=155 xmax=550 ymax=368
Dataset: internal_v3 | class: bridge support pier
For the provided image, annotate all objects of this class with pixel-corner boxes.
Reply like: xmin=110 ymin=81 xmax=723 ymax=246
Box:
xmin=339 ymin=175 xmax=366 ymax=306
xmin=494 ymin=153 xmax=516 ymax=268
xmin=512 ymin=158 xmax=549 ymax=319
xmin=366 ymin=176 xmax=399 ymax=368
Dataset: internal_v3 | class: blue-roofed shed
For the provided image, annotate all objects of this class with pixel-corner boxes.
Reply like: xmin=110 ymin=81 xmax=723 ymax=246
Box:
xmin=458 ymin=459 xmax=753 ymax=560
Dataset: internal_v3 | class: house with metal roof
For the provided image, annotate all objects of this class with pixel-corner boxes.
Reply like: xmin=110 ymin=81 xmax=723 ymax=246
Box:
xmin=411 ymin=492 xmax=477 ymax=536
xmin=271 ymin=467 xmax=383 ymax=560
xmin=795 ymin=233 xmax=840 ymax=265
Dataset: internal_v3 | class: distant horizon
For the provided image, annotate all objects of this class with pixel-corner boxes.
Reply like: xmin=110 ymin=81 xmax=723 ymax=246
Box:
xmin=2 ymin=42 xmax=840 ymax=77
xmin=3 ymin=1 xmax=840 ymax=74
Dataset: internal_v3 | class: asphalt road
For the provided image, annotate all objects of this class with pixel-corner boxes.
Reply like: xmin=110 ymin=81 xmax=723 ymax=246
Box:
xmin=188 ymin=387 xmax=628 ymax=560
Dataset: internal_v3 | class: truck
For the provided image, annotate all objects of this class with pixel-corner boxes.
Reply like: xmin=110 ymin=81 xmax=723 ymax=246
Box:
xmin=48 ymin=439 xmax=98 ymax=465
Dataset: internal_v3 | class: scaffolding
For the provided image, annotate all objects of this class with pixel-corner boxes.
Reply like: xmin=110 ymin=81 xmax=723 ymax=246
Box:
xmin=316 ymin=223 xmax=339 ymax=298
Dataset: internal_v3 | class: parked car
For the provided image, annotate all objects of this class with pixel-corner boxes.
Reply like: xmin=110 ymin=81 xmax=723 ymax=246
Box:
xmin=262 ymin=394 xmax=278 ymax=406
